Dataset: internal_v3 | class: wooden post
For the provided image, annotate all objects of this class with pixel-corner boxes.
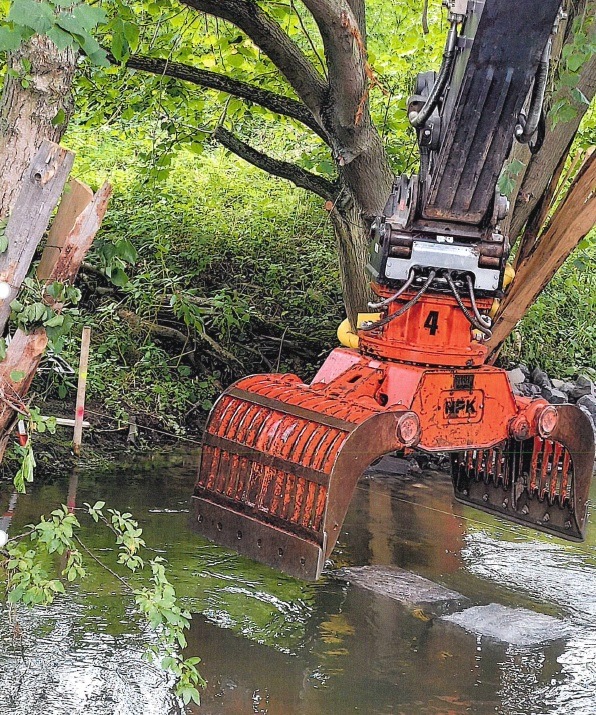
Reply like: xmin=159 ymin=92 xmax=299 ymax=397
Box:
xmin=37 ymin=179 xmax=94 ymax=280
xmin=73 ymin=327 xmax=91 ymax=456
xmin=0 ymin=143 xmax=111 ymax=465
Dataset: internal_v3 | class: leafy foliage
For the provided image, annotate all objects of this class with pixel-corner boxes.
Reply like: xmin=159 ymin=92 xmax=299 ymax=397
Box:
xmin=502 ymin=246 xmax=596 ymax=376
xmin=1 ymin=501 xmax=205 ymax=705
xmin=26 ymin=123 xmax=342 ymax=433
xmin=1 ymin=0 xmax=108 ymax=63
xmin=549 ymin=14 xmax=595 ymax=128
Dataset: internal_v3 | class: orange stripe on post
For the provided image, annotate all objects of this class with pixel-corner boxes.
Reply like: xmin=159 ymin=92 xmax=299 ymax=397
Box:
xmin=73 ymin=327 xmax=91 ymax=456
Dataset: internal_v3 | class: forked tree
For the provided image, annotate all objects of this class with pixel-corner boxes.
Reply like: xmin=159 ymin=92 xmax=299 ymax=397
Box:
xmin=0 ymin=0 xmax=594 ymax=331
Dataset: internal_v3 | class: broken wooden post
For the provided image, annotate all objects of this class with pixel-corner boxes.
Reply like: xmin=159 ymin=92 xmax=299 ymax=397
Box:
xmin=37 ymin=178 xmax=94 ymax=280
xmin=39 ymin=181 xmax=112 ymax=289
xmin=0 ymin=141 xmax=111 ymax=463
xmin=0 ymin=141 xmax=75 ymax=333
xmin=73 ymin=326 xmax=91 ymax=456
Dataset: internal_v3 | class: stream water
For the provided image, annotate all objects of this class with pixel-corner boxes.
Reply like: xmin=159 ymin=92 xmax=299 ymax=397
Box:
xmin=1 ymin=450 xmax=596 ymax=715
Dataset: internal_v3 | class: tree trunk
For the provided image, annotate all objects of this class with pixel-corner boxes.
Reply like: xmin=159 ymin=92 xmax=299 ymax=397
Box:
xmin=329 ymin=196 xmax=372 ymax=328
xmin=0 ymin=36 xmax=76 ymax=218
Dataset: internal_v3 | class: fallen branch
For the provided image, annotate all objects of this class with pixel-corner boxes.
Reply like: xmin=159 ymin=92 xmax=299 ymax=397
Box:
xmin=488 ymin=150 xmax=596 ymax=358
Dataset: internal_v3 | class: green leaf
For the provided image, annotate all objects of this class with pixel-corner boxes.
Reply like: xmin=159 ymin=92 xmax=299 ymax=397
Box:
xmin=497 ymin=159 xmax=525 ymax=196
xmin=123 ymin=21 xmax=140 ymax=52
xmin=0 ymin=26 xmax=25 ymax=52
xmin=44 ymin=416 xmax=57 ymax=434
xmin=567 ymin=52 xmax=588 ymax=72
xmin=0 ymin=219 xmax=8 ymax=253
xmin=571 ymin=87 xmax=590 ymax=106
xmin=46 ymin=25 xmax=75 ymax=50
xmin=9 ymin=0 xmax=55 ymax=33
xmin=44 ymin=313 xmax=64 ymax=328
xmin=55 ymin=12 xmax=85 ymax=36
xmin=10 ymin=370 xmax=25 ymax=382
xmin=72 ymin=3 xmax=107 ymax=31
xmin=115 ymin=238 xmax=138 ymax=264
xmin=110 ymin=267 xmax=129 ymax=287
xmin=111 ymin=25 xmax=126 ymax=62
xmin=52 ymin=108 xmax=66 ymax=126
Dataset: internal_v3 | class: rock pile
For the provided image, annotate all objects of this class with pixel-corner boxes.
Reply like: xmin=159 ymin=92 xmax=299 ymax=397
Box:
xmin=507 ymin=365 xmax=596 ymax=441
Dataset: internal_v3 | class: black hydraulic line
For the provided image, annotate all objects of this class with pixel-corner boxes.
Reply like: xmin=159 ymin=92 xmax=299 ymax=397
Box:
xmin=410 ymin=21 xmax=458 ymax=130
xmin=465 ymin=274 xmax=492 ymax=332
xmin=445 ymin=272 xmax=492 ymax=339
xmin=515 ymin=38 xmax=552 ymax=144
xmin=360 ymin=270 xmax=436 ymax=332
xmin=368 ymin=269 xmax=416 ymax=309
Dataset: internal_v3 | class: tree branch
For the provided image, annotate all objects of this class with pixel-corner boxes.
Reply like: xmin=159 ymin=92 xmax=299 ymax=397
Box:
xmin=301 ymin=0 xmax=368 ymax=122
xmin=507 ymin=0 xmax=596 ymax=240
xmin=122 ymin=54 xmax=329 ymax=143
xmin=213 ymin=126 xmax=337 ymax=200
xmin=181 ymin=0 xmax=327 ymax=116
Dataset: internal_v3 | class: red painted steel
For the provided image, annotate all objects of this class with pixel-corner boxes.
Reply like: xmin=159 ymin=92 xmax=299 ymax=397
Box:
xmin=192 ymin=291 xmax=594 ymax=578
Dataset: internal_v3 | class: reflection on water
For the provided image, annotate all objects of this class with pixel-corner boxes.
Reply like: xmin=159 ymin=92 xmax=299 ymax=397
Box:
xmin=0 ymin=452 xmax=595 ymax=714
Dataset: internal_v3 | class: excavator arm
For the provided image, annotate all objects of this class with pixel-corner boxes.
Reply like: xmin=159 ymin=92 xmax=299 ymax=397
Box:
xmin=191 ymin=0 xmax=594 ymax=580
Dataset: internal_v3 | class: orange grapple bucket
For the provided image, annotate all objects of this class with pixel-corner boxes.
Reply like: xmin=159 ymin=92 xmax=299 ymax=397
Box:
xmin=451 ymin=404 xmax=594 ymax=541
xmin=190 ymin=373 xmax=420 ymax=580
xmin=191 ymin=290 xmax=594 ymax=579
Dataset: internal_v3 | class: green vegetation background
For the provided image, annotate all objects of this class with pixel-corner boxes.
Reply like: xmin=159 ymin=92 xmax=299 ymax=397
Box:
xmin=29 ymin=118 xmax=592 ymax=437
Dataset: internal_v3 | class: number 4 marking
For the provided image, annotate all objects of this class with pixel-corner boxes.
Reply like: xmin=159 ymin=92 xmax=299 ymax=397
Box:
xmin=424 ymin=310 xmax=439 ymax=336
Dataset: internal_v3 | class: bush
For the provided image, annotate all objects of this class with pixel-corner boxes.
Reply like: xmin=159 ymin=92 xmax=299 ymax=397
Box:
xmin=36 ymin=124 xmax=343 ymax=432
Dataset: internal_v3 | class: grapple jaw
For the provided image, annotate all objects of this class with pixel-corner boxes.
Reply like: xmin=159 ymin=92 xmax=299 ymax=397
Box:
xmin=191 ymin=375 xmax=420 ymax=580
xmin=191 ymin=347 xmax=594 ymax=580
xmin=451 ymin=404 xmax=594 ymax=541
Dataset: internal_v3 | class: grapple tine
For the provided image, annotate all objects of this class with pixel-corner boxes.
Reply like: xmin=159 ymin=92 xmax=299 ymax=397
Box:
xmin=451 ymin=404 xmax=594 ymax=541
xmin=190 ymin=374 xmax=420 ymax=580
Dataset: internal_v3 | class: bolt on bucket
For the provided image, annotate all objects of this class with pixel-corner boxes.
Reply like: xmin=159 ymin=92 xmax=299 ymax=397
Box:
xmin=190 ymin=374 xmax=420 ymax=580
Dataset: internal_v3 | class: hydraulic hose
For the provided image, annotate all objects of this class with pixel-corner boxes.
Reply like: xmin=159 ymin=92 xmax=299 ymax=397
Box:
xmin=465 ymin=274 xmax=492 ymax=332
xmin=360 ymin=271 xmax=436 ymax=332
xmin=410 ymin=21 xmax=458 ymax=129
xmin=368 ymin=269 xmax=416 ymax=309
xmin=515 ymin=38 xmax=552 ymax=144
xmin=445 ymin=272 xmax=492 ymax=340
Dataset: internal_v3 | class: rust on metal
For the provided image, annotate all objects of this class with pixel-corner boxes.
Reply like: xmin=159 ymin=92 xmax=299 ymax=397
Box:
xmin=192 ymin=374 xmax=419 ymax=579
xmin=451 ymin=404 xmax=594 ymax=541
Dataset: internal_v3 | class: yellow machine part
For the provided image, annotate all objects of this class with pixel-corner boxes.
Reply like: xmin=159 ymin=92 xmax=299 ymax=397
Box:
xmin=337 ymin=313 xmax=381 ymax=349
xmin=489 ymin=263 xmax=516 ymax=318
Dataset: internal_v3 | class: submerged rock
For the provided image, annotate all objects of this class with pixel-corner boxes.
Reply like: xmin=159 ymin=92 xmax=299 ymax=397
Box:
xmin=333 ymin=566 xmax=467 ymax=615
xmin=366 ymin=454 xmax=410 ymax=477
xmin=441 ymin=603 xmax=570 ymax=646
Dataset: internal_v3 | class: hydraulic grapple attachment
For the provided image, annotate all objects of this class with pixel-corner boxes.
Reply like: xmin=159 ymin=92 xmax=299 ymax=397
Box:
xmin=192 ymin=340 xmax=594 ymax=580
xmin=191 ymin=374 xmax=421 ymax=580
xmin=190 ymin=0 xmax=594 ymax=580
